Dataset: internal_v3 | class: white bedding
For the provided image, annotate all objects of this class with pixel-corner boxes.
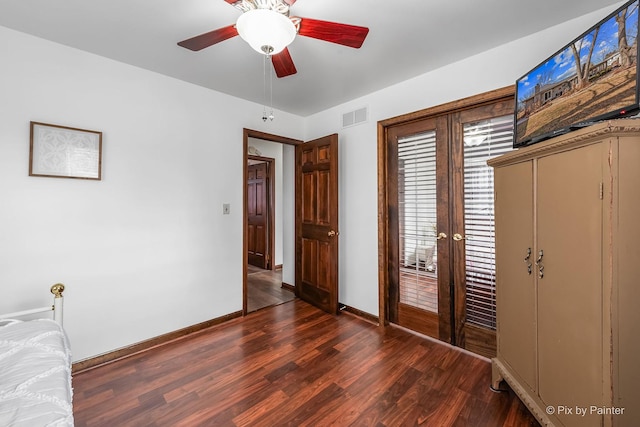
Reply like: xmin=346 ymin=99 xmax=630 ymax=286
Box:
xmin=0 ymin=319 xmax=73 ymax=427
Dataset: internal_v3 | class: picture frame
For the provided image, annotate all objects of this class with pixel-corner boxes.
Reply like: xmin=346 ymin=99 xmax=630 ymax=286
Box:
xmin=29 ymin=121 xmax=102 ymax=180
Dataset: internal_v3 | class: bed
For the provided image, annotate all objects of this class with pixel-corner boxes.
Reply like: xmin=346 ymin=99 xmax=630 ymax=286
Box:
xmin=0 ymin=284 xmax=73 ymax=427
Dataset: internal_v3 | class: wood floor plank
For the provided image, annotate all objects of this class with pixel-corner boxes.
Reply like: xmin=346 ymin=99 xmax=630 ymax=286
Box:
xmin=247 ymin=268 xmax=294 ymax=313
xmin=73 ymin=299 xmax=539 ymax=426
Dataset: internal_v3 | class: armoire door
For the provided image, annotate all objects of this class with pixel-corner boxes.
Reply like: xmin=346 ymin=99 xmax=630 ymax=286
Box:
xmin=494 ymin=160 xmax=536 ymax=390
xmin=384 ymin=92 xmax=514 ymax=357
xmin=536 ymin=143 xmax=604 ymax=427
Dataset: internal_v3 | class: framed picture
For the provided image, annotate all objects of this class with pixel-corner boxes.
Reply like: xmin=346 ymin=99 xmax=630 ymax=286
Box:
xmin=29 ymin=121 xmax=102 ymax=180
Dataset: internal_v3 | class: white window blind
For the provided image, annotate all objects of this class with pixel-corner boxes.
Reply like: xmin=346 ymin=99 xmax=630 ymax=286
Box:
xmin=462 ymin=115 xmax=514 ymax=330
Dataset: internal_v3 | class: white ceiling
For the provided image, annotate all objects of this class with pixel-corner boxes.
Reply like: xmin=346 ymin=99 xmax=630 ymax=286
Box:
xmin=0 ymin=0 xmax=622 ymax=116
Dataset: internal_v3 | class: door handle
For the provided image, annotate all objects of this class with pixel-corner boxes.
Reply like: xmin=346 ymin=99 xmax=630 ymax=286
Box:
xmin=436 ymin=232 xmax=447 ymax=240
xmin=328 ymin=230 xmax=340 ymax=237
xmin=524 ymin=248 xmax=532 ymax=275
xmin=452 ymin=233 xmax=466 ymax=241
xmin=535 ymin=249 xmax=544 ymax=279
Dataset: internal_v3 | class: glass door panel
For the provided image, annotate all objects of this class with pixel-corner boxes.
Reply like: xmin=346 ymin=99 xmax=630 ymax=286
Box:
xmin=398 ymin=131 xmax=438 ymax=313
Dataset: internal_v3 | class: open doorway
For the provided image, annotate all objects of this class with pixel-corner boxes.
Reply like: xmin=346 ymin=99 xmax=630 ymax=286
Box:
xmin=246 ymin=149 xmax=292 ymax=312
xmin=243 ymin=129 xmax=302 ymax=314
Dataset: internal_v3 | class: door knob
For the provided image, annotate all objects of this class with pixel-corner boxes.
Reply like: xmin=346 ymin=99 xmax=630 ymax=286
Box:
xmin=436 ymin=232 xmax=447 ymax=240
xmin=328 ymin=230 xmax=339 ymax=237
xmin=452 ymin=233 xmax=466 ymax=241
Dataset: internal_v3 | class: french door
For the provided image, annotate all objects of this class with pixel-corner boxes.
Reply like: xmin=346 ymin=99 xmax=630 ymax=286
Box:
xmin=382 ymin=91 xmax=514 ymax=357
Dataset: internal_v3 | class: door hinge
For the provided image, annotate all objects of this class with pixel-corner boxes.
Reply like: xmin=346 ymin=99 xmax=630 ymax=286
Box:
xmin=599 ymin=182 xmax=604 ymax=200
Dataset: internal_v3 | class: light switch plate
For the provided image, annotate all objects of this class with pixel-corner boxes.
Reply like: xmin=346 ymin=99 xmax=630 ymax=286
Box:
xmin=223 ymin=203 xmax=230 ymax=215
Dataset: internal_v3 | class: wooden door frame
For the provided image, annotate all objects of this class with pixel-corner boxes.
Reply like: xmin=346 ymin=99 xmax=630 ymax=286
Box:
xmin=377 ymin=86 xmax=514 ymax=329
xmin=243 ymin=129 xmax=303 ymax=315
xmin=247 ymin=155 xmax=275 ymax=270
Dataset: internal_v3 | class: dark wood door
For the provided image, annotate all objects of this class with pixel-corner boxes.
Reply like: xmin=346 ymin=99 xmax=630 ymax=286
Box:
xmin=248 ymin=162 xmax=269 ymax=269
xmin=449 ymin=100 xmax=514 ymax=357
xmin=295 ymin=134 xmax=339 ymax=314
xmin=387 ymin=116 xmax=453 ymax=342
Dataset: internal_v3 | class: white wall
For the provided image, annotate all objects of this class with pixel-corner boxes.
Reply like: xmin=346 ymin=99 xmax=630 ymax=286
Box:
xmin=281 ymin=144 xmax=295 ymax=286
xmin=303 ymin=6 xmax=616 ymax=317
xmin=0 ymin=26 xmax=304 ymax=361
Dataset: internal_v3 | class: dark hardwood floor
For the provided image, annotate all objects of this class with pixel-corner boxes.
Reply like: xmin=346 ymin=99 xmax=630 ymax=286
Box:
xmin=72 ymin=300 xmax=539 ymax=426
xmin=247 ymin=265 xmax=294 ymax=313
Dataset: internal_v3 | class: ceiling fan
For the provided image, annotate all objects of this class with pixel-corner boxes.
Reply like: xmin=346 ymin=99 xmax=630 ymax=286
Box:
xmin=177 ymin=0 xmax=369 ymax=78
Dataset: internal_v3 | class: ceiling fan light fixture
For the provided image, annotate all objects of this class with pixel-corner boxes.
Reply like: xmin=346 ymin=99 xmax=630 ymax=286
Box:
xmin=236 ymin=9 xmax=296 ymax=55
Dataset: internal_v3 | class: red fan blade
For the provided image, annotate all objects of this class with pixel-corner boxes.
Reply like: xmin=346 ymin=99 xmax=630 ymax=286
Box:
xmin=177 ymin=24 xmax=238 ymax=51
xmin=272 ymin=48 xmax=297 ymax=78
xmin=225 ymin=0 xmax=249 ymax=11
xmin=283 ymin=0 xmax=297 ymax=5
xmin=297 ymin=17 xmax=369 ymax=48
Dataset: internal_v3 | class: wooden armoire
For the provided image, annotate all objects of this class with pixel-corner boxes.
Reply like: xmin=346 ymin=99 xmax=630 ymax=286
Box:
xmin=488 ymin=120 xmax=639 ymax=427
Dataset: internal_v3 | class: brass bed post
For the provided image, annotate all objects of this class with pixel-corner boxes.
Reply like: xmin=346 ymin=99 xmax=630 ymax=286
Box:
xmin=51 ymin=283 xmax=65 ymax=326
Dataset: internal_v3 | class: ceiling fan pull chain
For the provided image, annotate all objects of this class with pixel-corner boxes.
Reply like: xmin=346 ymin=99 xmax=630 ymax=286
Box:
xmin=269 ymin=54 xmax=275 ymax=121
xmin=262 ymin=54 xmax=268 ymax=122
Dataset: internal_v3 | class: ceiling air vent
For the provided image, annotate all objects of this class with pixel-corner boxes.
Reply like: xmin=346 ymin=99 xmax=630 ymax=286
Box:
xmin=342 ymin=107 xmax=368 ymax=128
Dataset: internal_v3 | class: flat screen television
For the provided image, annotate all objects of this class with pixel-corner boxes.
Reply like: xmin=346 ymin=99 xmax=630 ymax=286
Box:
xmin=514 ymin=0 xmax=640 ymax=148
